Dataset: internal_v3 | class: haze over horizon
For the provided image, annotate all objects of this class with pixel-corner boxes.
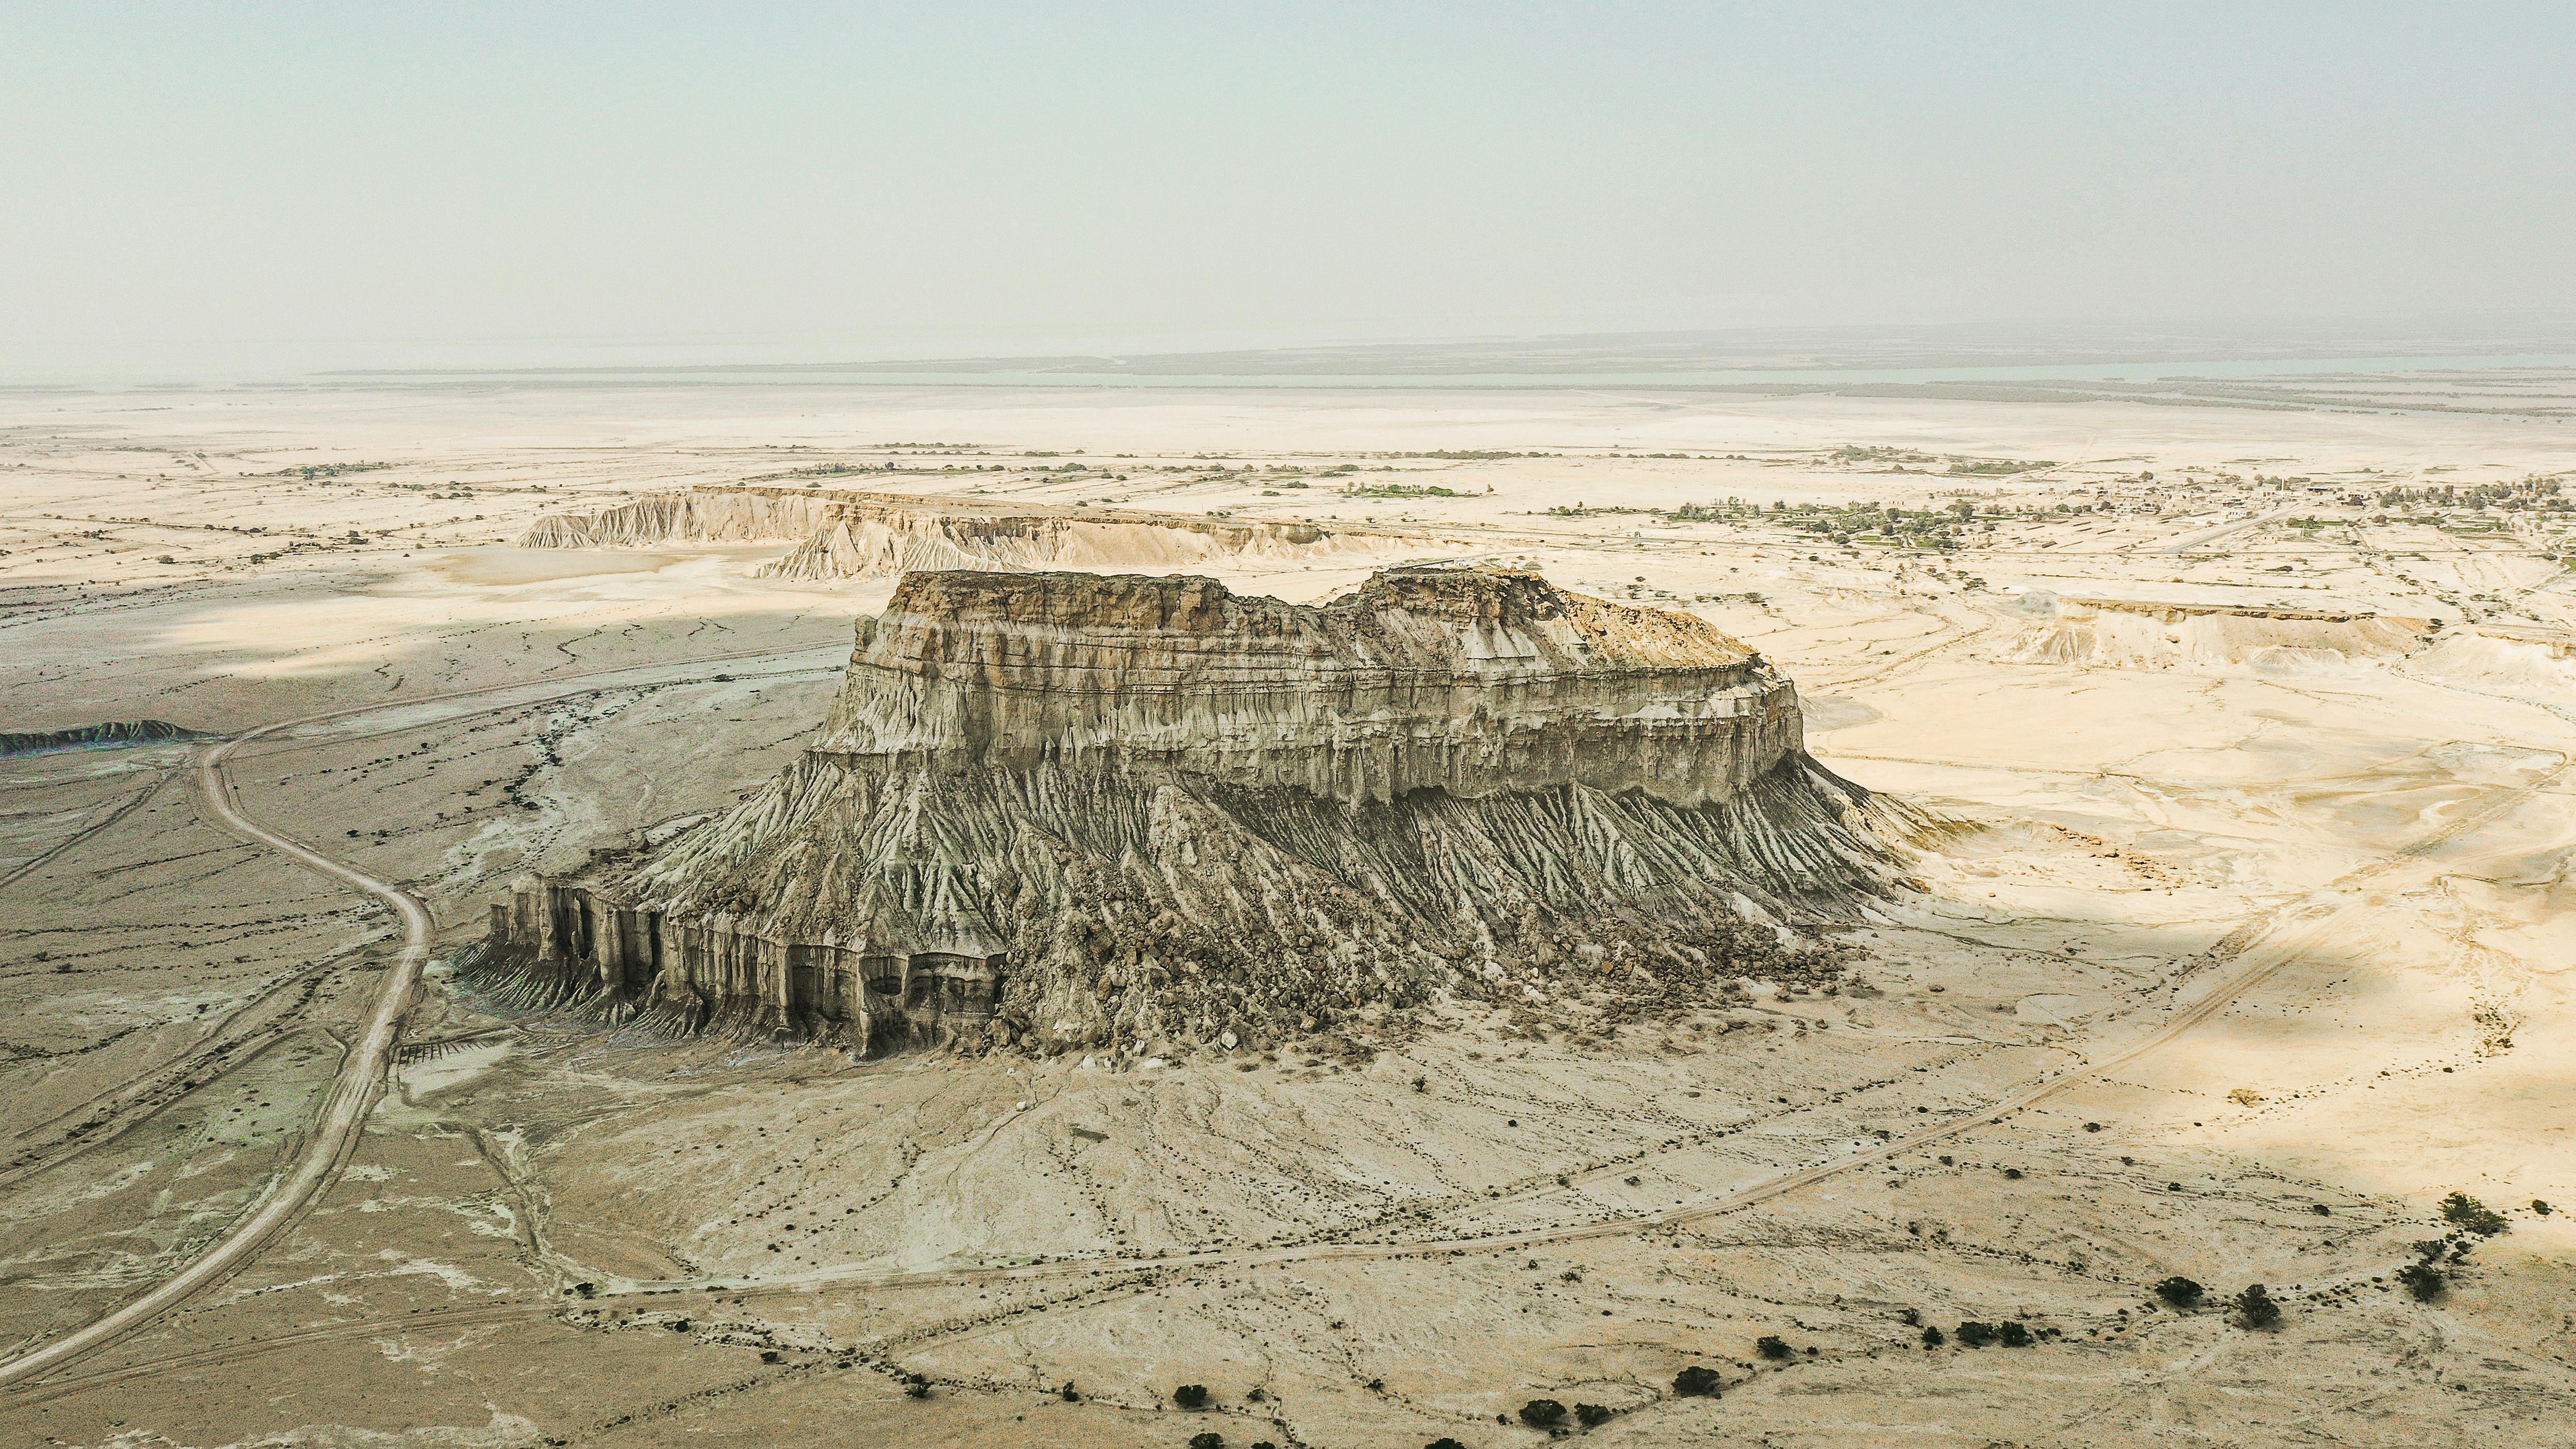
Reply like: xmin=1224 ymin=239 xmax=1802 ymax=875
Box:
xmin=7 ymin=1 xmax=2573 ymax=378
xmin=8 ymin=10 xmax=2576 ymax=1442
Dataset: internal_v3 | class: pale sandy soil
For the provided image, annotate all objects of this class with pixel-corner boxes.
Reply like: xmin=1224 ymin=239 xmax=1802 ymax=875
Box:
xmin=2 ymin=381 xmax=2573 ymax=1447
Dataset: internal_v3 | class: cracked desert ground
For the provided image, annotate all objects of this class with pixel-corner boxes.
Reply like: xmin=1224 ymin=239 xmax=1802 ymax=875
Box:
xmin=4 ymin=377 xmax=2573 ymax=1449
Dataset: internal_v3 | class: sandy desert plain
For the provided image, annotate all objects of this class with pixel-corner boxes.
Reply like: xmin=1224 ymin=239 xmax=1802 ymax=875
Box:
xmin=2 ymin=372 xmax=2574 ymax=1448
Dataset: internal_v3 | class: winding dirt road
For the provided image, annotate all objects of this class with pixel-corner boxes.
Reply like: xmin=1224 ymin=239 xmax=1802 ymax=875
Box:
xmin=0 ymin=716 xmax=430 ymax=1388
xmin=0 ymin=646 xmax=845 ymax=1390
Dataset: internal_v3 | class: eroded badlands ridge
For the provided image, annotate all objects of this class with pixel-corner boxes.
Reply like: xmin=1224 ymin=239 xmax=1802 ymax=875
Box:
xmin=516 ymin=485 xmax=1441 ymax=581
xmin=484 ymin=568 xmax=1921 ymax=1056
xmin=2001 ymin=596 xmax=2436 ymax=669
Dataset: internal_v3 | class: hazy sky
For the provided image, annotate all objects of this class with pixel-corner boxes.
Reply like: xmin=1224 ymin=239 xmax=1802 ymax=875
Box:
xmin=5 ymin=2 xmax=2571 ymax=359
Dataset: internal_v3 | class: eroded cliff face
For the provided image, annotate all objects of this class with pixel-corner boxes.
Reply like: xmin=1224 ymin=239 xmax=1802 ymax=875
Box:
xmin=514 ymin=485 xmax=1442 ymax=581
xmin=815 ymin=568 xmax=1795 ymax=805
xmin=2000 ymin=597 xmax=2435 ymax=669
xmin=1 ymin=719 xmax=205 ymax=756
xmin=480 ymin=568 xmax=1925 ymax=1059
xmin=515 ymin=488 xmax=838 ymax=551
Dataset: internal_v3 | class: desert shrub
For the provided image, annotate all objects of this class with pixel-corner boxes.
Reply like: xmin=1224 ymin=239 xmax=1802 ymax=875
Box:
xmin=1755 ymin=1335 xmax=1792 ymax=1361
xmin=2396 ymin=1263 xmax=2446 ymax=1301
xmin=2441 ymin=1192 xmax=2509 ymax=1236
xmin=2236 ymin=1284 xmax=2281 ymax=1329
xmin=1576 ymin=1403 xmax=1614 ymax=1426
xmin=1955 ymin=1322 xmax=1998 ymax=1347
xmin=1998 ymin=1322 xmax=2032 ymax=1347
xmin=1426 ymin=1440 xmax=1467 ymax=1449
xmin=1519 ymin=1398 xmax=1567 ymax=1427
xmin=1673 ymin=1365 xmax=1722 ymax=1396
xmin=1189 ymin=1434 xmax=1225 ymax=1449
xmin=1173 ymin=1384 xmax=1210 ymax=1409
xmin=1060 ymin=1382 xmax=1079 ymax=1402
xmin=2152 ymin=1276 xmax=2205 ymax=1310
xmin=2535 ymin=1200 xmax=2554 ymax=1217
xmin=1921 ymin=1325 xmax=1946 ymax=1348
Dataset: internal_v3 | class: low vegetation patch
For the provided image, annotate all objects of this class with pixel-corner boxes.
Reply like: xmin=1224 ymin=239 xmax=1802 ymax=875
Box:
xmin=1518 ymin=1398 xmax=1567 ymax=1427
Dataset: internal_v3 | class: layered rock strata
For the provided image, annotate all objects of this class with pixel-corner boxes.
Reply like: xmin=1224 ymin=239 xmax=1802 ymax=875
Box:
xmin=1 ymin=719 xmax=204 ymax=757
xmin=479 ymin=567 xmax=1921 ymax=1057
xmin=2001 ymin=597 xmax=2434 ymax=669
xmin=516 ymin=485 xmax=1443 ymax=582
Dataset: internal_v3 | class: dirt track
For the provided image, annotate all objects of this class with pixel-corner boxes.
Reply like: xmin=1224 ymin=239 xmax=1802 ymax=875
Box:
xmin=0 ymin=647 xmax=843 ymax=1389
xmin=0 ymin=713 xmax=432 ymax=1388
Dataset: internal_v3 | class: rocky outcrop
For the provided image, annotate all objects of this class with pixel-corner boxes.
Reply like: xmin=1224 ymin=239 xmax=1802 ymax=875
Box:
xmin=1 ymin=720 xmax=205 ymax=756
xmin=479 ymin=567 xmax=1926 ymax=1059
xmin=2408 ymin=624 xmax=2576 ymax=696
xmin=514 ymin=485 xmax=1444 ymax=582
xmin=2000 ymin=596 xmax=2434 ymax=669
xmin=515 ymin=487 xmax=838 ymax=551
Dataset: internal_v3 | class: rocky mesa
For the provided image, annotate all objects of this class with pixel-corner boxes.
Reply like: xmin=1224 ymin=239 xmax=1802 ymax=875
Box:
xmin=516 ymin=485 xmax=1446 ymax=581
xmin=2000 ymin=596 xmax=2437 ymax=669
xmin=479 ymin=567 xmax=1926 ymax=1058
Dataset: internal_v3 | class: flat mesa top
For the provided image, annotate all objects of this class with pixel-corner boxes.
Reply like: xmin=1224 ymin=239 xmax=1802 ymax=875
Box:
xmin=668 ymin=482 xmax=1436 ymax=540
xmin=872 ymin=565 xmax=1761 ymax=676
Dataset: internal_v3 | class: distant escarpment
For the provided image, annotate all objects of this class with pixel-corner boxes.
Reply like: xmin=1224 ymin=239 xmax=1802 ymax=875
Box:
xmin=515 ymin=485 xmax=1445 ymax=582
xmin=2000 ymin=596 xmax=2435 ymax=670
xmin=480 ymin=567 xmax=1927 ymax=1059
xmin=2408 ymin=623 xmax=2576 ymax=696
xmin=2 ymin=720 xmax=205 ymax=757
